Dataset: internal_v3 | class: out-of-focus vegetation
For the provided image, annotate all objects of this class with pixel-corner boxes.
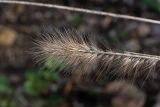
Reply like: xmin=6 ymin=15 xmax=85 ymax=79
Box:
xmin=0 ymin=59 xmax=65 ymax=107
xmin=143 ymin=0 xmax=160 ymax=11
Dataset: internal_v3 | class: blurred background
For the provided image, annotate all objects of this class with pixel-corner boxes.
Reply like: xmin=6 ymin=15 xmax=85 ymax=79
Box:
xmin=0 ymin=0 xmax=160 ymax=107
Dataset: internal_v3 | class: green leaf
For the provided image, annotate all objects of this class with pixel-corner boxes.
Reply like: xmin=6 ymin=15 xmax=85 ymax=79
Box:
xmin=40 ymin=70 xmax=60 ymax=81
xmin=33 ymin=99 xmax=45 ymax=107
xmin=25 ymin=70 xmax=39 ymax=80
xmin=109 ymin=35 xmax=119 ymax=45
xmin=119 ymin=31 xmax=129 ymax=41
xmin=44 ymin=58 xmax=65 ymax=72
xmin=24 ymin=72 xmax=49 ymax=96
xmin=48 ymin=94 xmax=64 ymax=106
xmin=71 ymin=15 xmax=83 ymax=28
xmin=0 ymin=98 xmax=17 ymax=107
xmin=88 ymin=87 xmax=99 ymax=96
xmin=143 ymin=0 xmax=160 ymax=11
xmin=0 ymin=75 xmax=13 ymax=94
xmin=42 ymin=58 xmax=65 ymax=81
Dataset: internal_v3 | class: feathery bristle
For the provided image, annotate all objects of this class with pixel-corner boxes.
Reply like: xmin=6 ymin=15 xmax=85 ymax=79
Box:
xmin=33 ymin=27 xmax=160 ymax=81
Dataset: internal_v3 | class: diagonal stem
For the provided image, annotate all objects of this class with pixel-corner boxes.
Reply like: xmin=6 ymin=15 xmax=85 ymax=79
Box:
xmin=0 ymin=0 xmax=160 ymax=24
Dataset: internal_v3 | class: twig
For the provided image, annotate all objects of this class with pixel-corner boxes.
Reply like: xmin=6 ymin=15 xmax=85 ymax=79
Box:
xmin=0 ymin=0 xmax=160 ymax=24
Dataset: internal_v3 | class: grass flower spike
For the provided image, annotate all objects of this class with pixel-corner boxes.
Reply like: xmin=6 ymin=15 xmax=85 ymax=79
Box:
xmin=33 ymin=28 xmax=160 ymax=80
